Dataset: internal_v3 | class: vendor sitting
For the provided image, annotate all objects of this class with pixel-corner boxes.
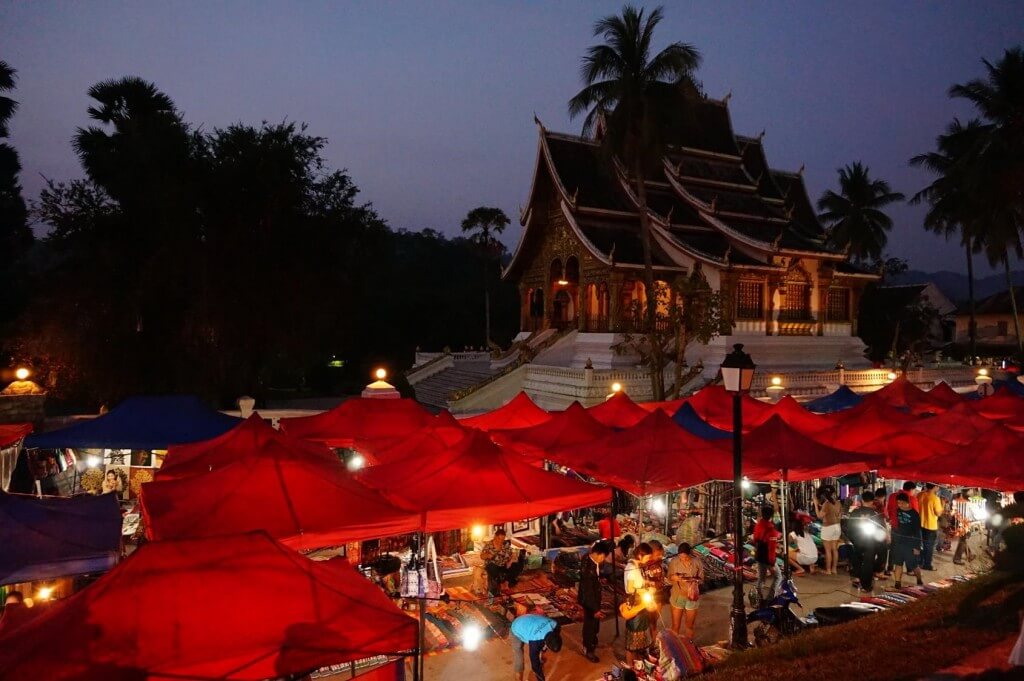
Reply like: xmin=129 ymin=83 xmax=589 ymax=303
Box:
xmin=481 ymin=529 xmax=525 ymax=596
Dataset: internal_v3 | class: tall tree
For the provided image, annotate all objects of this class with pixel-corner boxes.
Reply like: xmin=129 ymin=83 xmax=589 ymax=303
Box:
xmin=817 ymin=162 xmax=905 ymax=263
xmin=461 ymin=206 xmax=510 ymax=347
xmin=568 ymin=4 xmax=701 ymax=400
xmin=0 ymin=61 xmax=32 ymax=327
xmin=910 ymin=119 xmax=986 ymax=361
xmin=948 ymin=47 xmax=1024 ymax=353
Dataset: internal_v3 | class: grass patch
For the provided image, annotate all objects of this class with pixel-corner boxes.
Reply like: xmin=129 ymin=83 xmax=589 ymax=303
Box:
xmin=710 ymin=571 xmax=1024 ymax=681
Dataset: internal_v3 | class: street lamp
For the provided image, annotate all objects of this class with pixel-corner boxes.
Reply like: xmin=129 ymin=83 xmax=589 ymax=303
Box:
xmin=720 ymin=343 xmax=755 ymax=649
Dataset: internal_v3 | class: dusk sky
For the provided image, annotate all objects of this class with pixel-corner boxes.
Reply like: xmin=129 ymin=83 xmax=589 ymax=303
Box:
xmin=4 ymin=1 xmax=1023 ymax=274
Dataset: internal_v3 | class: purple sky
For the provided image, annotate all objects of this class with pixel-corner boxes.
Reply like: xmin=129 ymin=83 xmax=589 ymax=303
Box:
xmin=3 ymin=1 xmax=1023 ymax=274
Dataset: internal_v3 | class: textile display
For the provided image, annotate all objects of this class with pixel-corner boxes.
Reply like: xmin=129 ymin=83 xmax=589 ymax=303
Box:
xmin=0 ymin=533 xmax=418 ymax=680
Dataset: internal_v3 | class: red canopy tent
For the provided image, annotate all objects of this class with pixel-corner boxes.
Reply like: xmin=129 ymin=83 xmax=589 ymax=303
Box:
xmin=492 ymin=401 xmax=610 ymax=462
xmin=766 ymin=396 xmax=834 ymax=433
xmin=279 ymin=397 xmax=434 ymax=448
xmin=587 ymin=391 xmax=651 ymax=429
xmin=861 ymin=377 xmax=950 ymax=415
xmin=735 ymin=415 xmax=870 ymax=481
xmin=0 ymin=533 xmax=417 ymax=680
xmin=0 ymin=423 xmax=31 ymax=449
xmin=356 ymin=428 xmax=608 ymax=532
xmin=158 ymin=414 xmax=338 ymax=480
xmin=142 ymin=452 xmax=419 ymax=550
xmin=855 ymin=431 xmax=957 ymax=465
xmin=457 ymin=391 xmax=550 ymax=431
xmin=903 ymin=402 xmax=998 ymax=445
xmin=881 ymin=425 xmax=1024 ymax=489
xmin=682 ymin=384 xmax=774 ymax=431
xmin=356 ymin=416 xmax=468 ymax=466
xmin=639 ymin=398 xmax=688 ymax=415
xmin=971 ymin=386 xmax=1024 ymax=421
xmin=811 ymin=402 xmax=919 ymax=450
xmin=547 ymin=410 xmax=732 ymax=496
xmin=926 ymin=381 xmax=965 ymax=408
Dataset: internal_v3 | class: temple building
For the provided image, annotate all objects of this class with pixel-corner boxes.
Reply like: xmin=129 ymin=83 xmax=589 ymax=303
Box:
xmin=503 ymin=94 xmax=878 ymax=372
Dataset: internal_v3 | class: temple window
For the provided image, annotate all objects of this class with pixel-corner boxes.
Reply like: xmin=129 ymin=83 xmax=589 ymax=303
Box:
xmin=779 ymin=282 xmax=811 ymax=321
xmin=736 ymin=281 xmax=764 ymax=319
xmin=827 ymin=288 xmax=851 ymax=321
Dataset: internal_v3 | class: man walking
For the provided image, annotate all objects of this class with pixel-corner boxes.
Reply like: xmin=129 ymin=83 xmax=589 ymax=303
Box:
xmin=890 ymin=492 xmax=925 ymax=590
xmin=577 ymin=540 xmax=610 ymax=663
xmin=918 ymin=483 xmax=944 ymax=570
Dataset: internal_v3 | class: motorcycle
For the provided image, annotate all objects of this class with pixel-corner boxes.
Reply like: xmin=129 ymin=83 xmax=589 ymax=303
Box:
xmin=747 ymin=578 xmax=804 ymax=647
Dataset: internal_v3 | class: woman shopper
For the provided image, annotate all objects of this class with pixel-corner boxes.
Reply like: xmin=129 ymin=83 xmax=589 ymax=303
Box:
xmin=667 ymin=542 xmax=704 ymax=638
xmin=787 ymin=518 xmax=819 ymax=575
xmin=621 ymin=542 xmax=655 ymax=667
xmin=814 ymin=485 xmax=842 ymax=575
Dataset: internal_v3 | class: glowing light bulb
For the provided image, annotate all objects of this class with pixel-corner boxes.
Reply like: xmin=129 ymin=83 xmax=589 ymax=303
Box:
xmin=770 ymin=376 xmax=782 ymax=387
xmin=741 ymin=478 xmax=751 ymax=491
xmin=557 ymin=279 xmax=569 ymax=286
xmin=641 ymin=590 xmax=654 ymax=605
xmin=887 ymin=372 xmax=897 ymax=381
xmin=611 ymin=382 xmax=622 ymax=394
xmin=651 ymin=498 xmax=667 ymax=516
xmin=374 ymin=368 xmax=387 ymax=381
xmin=346 ymin=453 xmax=365 ymax=471
xmin=978 ymin=368 xmax=989 ymax=377
xmin=36 ymin=587 xmax=53 ymax=600
xmin=471 ymin=524 xmax=485 ymax=541
xmin=14 ymin=367 xmax=29 ymax=381
xmin=462 ymin=624 xmax=483 ymax=651
xmin=87 ymin=455 xmax=102 ymax=468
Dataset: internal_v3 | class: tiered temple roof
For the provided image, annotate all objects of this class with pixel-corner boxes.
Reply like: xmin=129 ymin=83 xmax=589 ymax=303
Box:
xmin=507 ymin=93 xmax=875 ymax=280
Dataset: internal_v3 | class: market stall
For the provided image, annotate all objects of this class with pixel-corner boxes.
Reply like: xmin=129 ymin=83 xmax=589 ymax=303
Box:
xmin=491 ymin=401 xmax=610 ymax=463
xmin=0 ymin=532 xmax=418 ymax=680
xmin=279 ymin=397 xmax=434 ymax=449
xmin=457 ymin=391 xmax=550 ymax=431
xmin=586 ymin=391 xmax=651 ymax=428
xmin=804 ymin=385 xmax=863 ymax=414
xmin=0 ymin=422 xmax=31 ymax=492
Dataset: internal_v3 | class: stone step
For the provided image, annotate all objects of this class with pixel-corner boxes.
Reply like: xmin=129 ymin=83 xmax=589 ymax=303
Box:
xmin=412 ymin=365 xmax=499 ymax=409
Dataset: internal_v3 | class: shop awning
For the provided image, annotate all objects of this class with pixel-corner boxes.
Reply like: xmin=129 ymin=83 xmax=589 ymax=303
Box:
xmin=587 ymin=392 xmax=650 ymax=429
xmin=549 ymin=410 xmax=732 ymax=496
xmin=0 ymin=492 xmax=121 ymax=585
xmin=458 ymin=391 xmax=551 ymax=431
xmin=0 ymin=532 xmax=417 ymax=680
xmin=682 ymin=384 xmax=774 ymax=431
xmin=737 ymin=415 xmax=870 ymax=481
xmin=23 ymin=396 xmax=241 ymax=450
xmin=903 ymin=402 xmax=998 ymax=445
xmin=804 ymin=385 xmax=863 ymax=414
xmin=492 ymin=401 xmax=610 ymax=462
xmin=279 ymin=397 xmax=434 ymax=448
xmin=356 ymin=428 xmax=609 ymax=532
xmin=860 ymin=377 xmax=949 ymax=415
xmin=811 ymin=402 xmax=919 ymax=450
xmin=158 ymin=414 xmax=338 ymax=481
xmin=767 ymin=396 xmax=834 ymax=433
xmin=0 ymin=423 xmax=31 ymax=449
xmin=881 ymin=425 xmax=1024 ymax=489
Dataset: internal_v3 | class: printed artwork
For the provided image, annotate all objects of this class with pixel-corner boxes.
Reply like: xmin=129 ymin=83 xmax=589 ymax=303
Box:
xmin=102 ymin=465 xmax=130 ymax=500
xmin=130 ymin=450 xmax=153 ymax=467
xmin=104 ymin=450 xmax=129 ymax=466
xmin=128 ymin=467 xmax=154 ymax=498
xmin=151 ymin=451 xmax=166 ymax=469
xmin=80 ymin=468 xmax=104 ymax=494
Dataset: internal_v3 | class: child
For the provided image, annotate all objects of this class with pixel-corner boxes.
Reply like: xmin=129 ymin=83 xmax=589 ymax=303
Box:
xmin=753 ymin=506 xmax=782 ymax=603
xmin=889 ymin=492 xmax=925 ymax=590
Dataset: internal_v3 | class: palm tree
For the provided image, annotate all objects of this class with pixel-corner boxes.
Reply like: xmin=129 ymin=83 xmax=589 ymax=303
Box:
xmin=910 ymin=119 xmax=987 ymax=361
xmin=817 ymin=162 xmax=905 ymax=263
xmin=568 ymin=4 xmax=701 ymax=400
xmin=0 ymin=61 xmax=17 ymax=138
xmin=948 ymin=47 xmax=1024 ymax=354
xmin=0 ymin=61 xmax=30 ymax=260
xmin=461 ymin=206 xmax=510 ymax=347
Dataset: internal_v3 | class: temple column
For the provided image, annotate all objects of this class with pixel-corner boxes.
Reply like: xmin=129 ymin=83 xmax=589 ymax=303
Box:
xmin=765 ymin=276 xmax=780 ymax=336
xmin=518 ymin=283 xmax=528 ymax=333
xmin=851 ymin=285 xmax=864 ymax=336
xmin=609 ymin=273 xmax=625 ymax=333
xmin=719 ymin=271 xmax=737 ymax=335
xmin=816 ymin=278 xmax=832 ymax=337
xmin=577 ymin=283 xmax=586 ymax=332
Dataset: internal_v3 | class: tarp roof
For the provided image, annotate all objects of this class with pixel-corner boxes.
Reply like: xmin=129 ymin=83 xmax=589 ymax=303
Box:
xmin=736 ymin=415 xmax=870 ymax=481
xmin=682 ymin=384 xmax=774 ymax=431
xmin=458 ymin=392 xmax=551 ymax=431
xmin=0 ymin=492 xmax=121 ymax=585
xmin=882 ymin=425 xmax=1024 ymax=489
xmin=903 ymin=402 xmax=998 ymax=445
xmin=860 ymin=377 xmax=950 ymax=415
xmin=0 ymin=533 xmax=417 ymax=680
xmin=356 ymin=417 xmax=468 ymax=466
xmin=970 ymin=386 xmax=1024 ymax=420
xmin=767 ymin=396 xmax=834 ymax=432
xmin=492 ymin=402 xmax=610 ymax=461
xmin=548 ymin=410 xmax=732 ymax=496
xmin=804 ymin=385 xmax=863 ymax=414
xmin=279 ymin=398 xmax=434 ymax=448
xmin=856 ymin=431 xmax=957 ymax=465
xmin=158 ymin=414 xmax=338 ymax=481
xmin=812 ymin=402 xmax=920 ymax=451
xmin=671 ymin=403 xmax=731 ymax=440
xmin=24 ymin=396 xmax=241 ymax=450
xmin=142 ymin=450 xmax=419 ymax=550
xmin=587 ymin=392 xmax=651 ymax=429
xmin=926 ymin=381 xmax=965 ymax=408
xmin=356 ymin=428 xmax=608 ymax=532
xmin=0 ymin=423 xmax=32 ymax=449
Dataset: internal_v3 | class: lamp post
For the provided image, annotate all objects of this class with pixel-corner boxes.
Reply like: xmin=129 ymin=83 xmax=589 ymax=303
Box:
xmin=720 ymin=343 xmax=755 ymax=649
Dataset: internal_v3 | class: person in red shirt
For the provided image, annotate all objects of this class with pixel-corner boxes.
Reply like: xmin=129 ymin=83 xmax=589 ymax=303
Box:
xmin=753 ymin=506 xmax=782 ymax=604
xmin=595 ymin=511 xmax=621 ymax=541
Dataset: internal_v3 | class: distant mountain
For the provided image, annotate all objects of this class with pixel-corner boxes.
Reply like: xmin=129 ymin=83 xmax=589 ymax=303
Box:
xmin=886 ymin=269 xmax=1024 ymax=304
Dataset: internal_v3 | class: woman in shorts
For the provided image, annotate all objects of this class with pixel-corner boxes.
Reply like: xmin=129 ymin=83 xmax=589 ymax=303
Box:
xmin=667 ymin=543 xmax=704 ymax=639
xmin=815 ymin=485 xmax=842 ymax=575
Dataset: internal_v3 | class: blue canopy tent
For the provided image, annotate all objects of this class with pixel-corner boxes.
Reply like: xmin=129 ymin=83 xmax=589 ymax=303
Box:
xmin=24 ymin=396 xmax=242 ymax=450
xmin=804 ymin=385 xmax=863 ymax=414
xmin=671 ymin=403 xmax=731 ymax=440
xmin=1 ymin=491 xmax=122 ymax=584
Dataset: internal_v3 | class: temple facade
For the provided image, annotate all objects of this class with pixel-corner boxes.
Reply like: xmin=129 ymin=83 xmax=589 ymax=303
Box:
xmin=503 ymin=94 xmax=878 ymax=373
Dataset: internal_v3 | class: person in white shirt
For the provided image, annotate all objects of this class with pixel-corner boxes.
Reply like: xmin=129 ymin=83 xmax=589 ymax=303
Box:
xmin=787 ymin=518 xmax=819 ymax=575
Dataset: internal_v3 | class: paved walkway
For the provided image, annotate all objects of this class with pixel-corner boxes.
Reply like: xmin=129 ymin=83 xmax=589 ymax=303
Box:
xmin=419 ymin=535 xmax=992 ymax=680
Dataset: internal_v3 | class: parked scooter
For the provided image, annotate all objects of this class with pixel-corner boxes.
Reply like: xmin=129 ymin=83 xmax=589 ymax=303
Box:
xmin=747 ymin=578 xmax=805 ymax=647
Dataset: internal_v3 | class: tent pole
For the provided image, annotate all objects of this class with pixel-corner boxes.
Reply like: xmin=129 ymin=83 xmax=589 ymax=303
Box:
xmin=611 ymin=488 xmax=620 ymax=638
xmin=780 ymin=473 xmax=789 ymax=584
xmin=664 ymin=492 xmax=672 ymax=536
xmin=415 ymin=529 xmax=426 ymax=681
